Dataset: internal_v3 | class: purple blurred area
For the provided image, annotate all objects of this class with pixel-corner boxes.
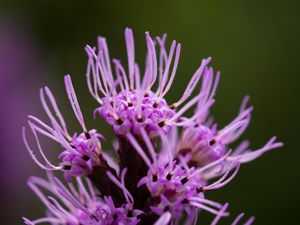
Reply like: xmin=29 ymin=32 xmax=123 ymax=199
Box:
xmin=0 ymin=15 xmax=50 ymax=224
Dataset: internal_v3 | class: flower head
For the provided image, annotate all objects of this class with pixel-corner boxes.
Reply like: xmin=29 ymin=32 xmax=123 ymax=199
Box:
xmin=86 ymin=28 xmax=211 ymax=137
xmin=23 ymin=28 xmax=283 ymax=225
xmin=23 ymin=174 xmax=142 ymax=225
xmin=23 ymin=75 xmax=104 ymax=181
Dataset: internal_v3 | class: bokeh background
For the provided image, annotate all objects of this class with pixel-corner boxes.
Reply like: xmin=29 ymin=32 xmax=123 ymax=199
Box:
xmin=0 ymin=0 xmax=299 ymax=224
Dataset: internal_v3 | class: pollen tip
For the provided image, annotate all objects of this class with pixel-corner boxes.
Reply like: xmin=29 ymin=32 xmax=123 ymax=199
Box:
xmin=158 ymin=121 xmax=165 ymax=127
xmin=170 ymin=103 xmax=177 ymax=110
xmin=116 ymin=118 xmax=123 ymax=125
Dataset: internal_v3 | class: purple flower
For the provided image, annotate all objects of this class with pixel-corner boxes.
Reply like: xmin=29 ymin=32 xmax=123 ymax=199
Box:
xmin=23 ymin=28 xmax=283 ymax=224
xmin=86 ymin=28 xmax=211 ymax=137
xmin=177 ymin=93 xmax=281 ymax=167
xmin=23 ymin=75 xmax=104 ymax=181
xmin=23 ymin=174 xmax=142 ymax=225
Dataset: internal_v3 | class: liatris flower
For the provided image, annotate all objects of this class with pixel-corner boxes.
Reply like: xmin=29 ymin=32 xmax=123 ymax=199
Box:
xmin=23 ymin=173 xmax=143 ymax=225
xmin=23 ymin=28 xmax=283 ymax=225
xmin=23 ymin=76 xmax=105 ymax=181
xmin=86 ymin=29 xmax=211 ymax=137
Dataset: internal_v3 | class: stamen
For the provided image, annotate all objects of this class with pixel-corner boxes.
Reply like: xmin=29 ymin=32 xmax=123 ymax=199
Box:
xmin=53 ymin=177 xmax=89 ymax=213
xmin=160 ymin=43 xmax=181 ymax=98
xmin=85 ymin=132 xmax=91 ymax=139
xmin=82 ymin=155 xmax=90 ymax=161
xmin=169 ymin=103 xmax=176 ymax=110
xmin=166 ymin=174 xmax=172 ymax=180
xmin=157 ymin=40 xmax=176 ymax=96
xmin=140 ymin=128 xmax=157 ymax=163
xmin=204 ymin=160 xmax=241 ymax=190
xmin=107 ymin=170 xmax=134 ymax=204
xmin=64 ymin=75 xmax=87 ymax=132
xmin=125 ymin=28 xmax=135 ymax=90
xmin=145 ymin=32 xmax=157 ymax=91
xmin=154 ymin=212 xmax=171 ymax=225
xmin=63 ymin=165 xmax=71 ymax=170
xmin=210 ymin=203 xmax=229 ymax=225
xmin=209 ymin=139 xmax=216 ymax=146
xmin=158 ymin=121 xmax=165 ymax=127
xmin=40 ymin=87 xmax=70 ymax=139
xmin=181 ymin=177 xmax=188 ymax=184
xmin=116 ymin=118 xmax=123 ymax=125
xmin=22 ymin=127 xmax=62 ymax=171
xmin=174 ymin=57 xmax=211 ymax=107
xmin=152 ymin=174 xmax=158 ymax=182
xmin=126 ymin=133 xmax=152 ymax=168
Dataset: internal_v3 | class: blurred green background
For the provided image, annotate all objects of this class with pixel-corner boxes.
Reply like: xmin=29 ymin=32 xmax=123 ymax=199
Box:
xmin=0 ymin=0 xmax=299 ymax=224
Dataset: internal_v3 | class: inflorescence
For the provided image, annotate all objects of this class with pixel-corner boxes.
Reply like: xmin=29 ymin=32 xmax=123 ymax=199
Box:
xmin=23 ymin=28 xmax=283 ymax=225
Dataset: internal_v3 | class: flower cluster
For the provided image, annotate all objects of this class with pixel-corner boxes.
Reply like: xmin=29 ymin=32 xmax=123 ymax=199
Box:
xmin=23 ymin=28 xmax=283 ymax=225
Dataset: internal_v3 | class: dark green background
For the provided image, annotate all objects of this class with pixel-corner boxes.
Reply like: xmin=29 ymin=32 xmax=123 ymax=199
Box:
xmin=0 ymin=0 xmax=299 ymax=224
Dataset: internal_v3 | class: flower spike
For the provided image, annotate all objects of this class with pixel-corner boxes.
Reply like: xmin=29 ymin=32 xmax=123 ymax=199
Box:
xmin=23 ymin=28 xmax=283 ymax=225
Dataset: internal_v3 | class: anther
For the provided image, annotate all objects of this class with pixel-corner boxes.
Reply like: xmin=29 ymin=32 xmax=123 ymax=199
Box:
xmin=85 ymin=132 xmax=91 ymax=139
xmin=164 ymin=206 xmax=170 ymax=212
xmin=63 ymin=165 xmax=71 ymax=170
xmin=128 ymin=102 xmax=133 ymax=107
xmin=82 ymin=155 xmax=90 ymax=161
xmin=179 ymin=148 xmax=191 ymax=156
xmin=166 ymin=173 xmax=172 ymax=180
xmin=152 ymin=174 xmax=158 ymax=182
xmin=116 ymin=118 xmax=123 ymax=125
xmin=127 ymin=210 xmax=133 ymax=217
xmin=158 ymin=121 xmax=165 ymax=127
xmin=196 ymin=187 xmax=204 ymax=193
xmin=182 ymin=199 xmax=189 ymax=204
xmin=209 ymin=139 xmax=216 ymax=146
xmin=91 ymin=214 xmax=99 ymax=222
xmin=170 ymin=103 xmax=176 ymax=110
xmin=181 ymin=177 xmax=188 ymax=184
